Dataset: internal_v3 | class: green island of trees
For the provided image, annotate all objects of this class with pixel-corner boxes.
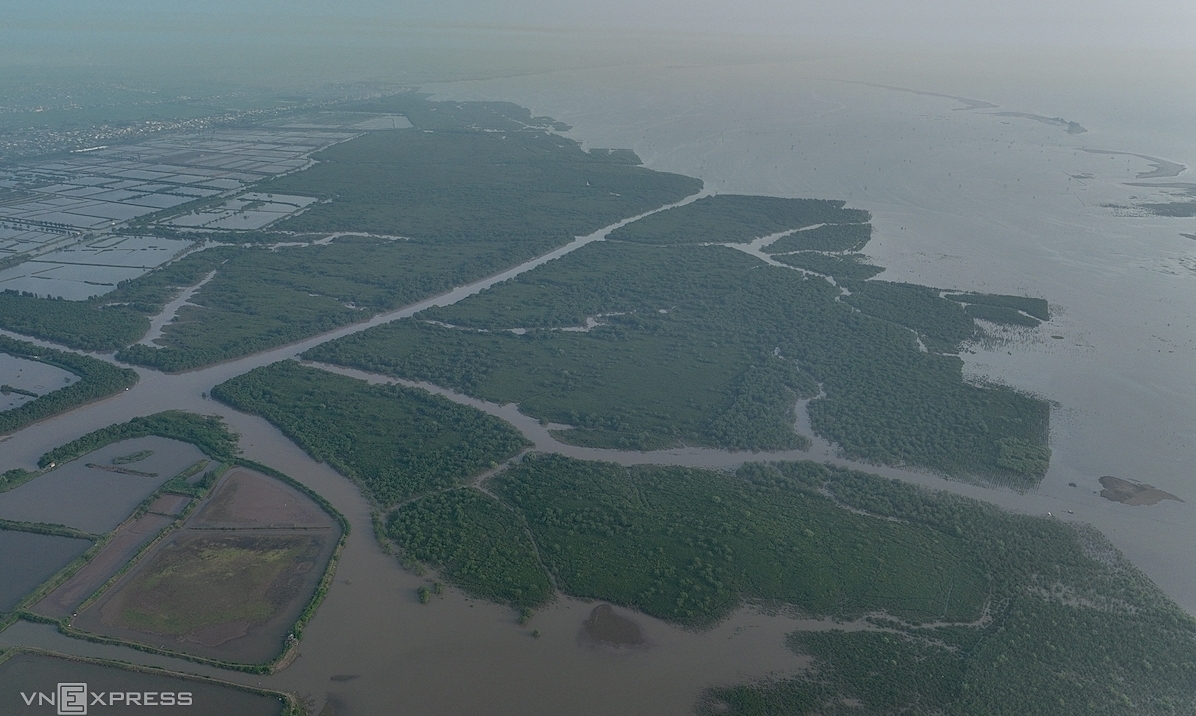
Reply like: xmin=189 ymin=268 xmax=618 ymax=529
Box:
xmin=307 ymin=235 xmax=1049 ymax=483
xmin=765 ymin=222 xmax=873 ymax=253
xmin=38 ymin=410 xmax=238 ymax=468
xmin=0 ymin=336 xmax=138 ymax=436
xmin=0 ymin=95 xmax=699 ymax=372
xmin=211 ymin=361 xmax=530 ymax=506
xmin=606 ymin=194 xmax=869 ymax=245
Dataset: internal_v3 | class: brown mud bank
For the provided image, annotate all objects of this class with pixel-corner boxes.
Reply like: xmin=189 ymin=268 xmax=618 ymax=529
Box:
xmin=581 ymin=604 xmax=646 ymax=648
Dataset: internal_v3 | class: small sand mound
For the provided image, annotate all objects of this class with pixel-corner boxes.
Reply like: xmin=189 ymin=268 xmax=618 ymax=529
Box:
xmin=583 ymin=604 xmax=645 ymax=646
xmin=1099 ymin=476 xmax=1182 ymax=506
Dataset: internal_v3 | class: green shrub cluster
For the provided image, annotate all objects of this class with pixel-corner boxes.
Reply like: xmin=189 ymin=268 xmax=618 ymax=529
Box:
xmin=765 ymin=223 xmax=872 ymax=253
xmin=211 ymin=361 xmax=530 ymax=506
xmin=388 ymin=489 xmax=551 ymax=608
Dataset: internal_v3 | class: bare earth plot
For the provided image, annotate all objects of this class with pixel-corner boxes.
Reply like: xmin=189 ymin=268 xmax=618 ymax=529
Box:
xmin=72 ymin=467 xmax=341 ymax=664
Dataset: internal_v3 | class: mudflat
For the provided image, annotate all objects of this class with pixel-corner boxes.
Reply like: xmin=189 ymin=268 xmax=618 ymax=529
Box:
xmin=1099 ymin=476 xmax=1182 ymax=506
xmin=582 ymin=604 xmax=646 ymax=647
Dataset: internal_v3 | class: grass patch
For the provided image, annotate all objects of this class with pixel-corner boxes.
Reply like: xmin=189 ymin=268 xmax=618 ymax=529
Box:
xmin=211 ymin=361 xmax=530 ymax=506
xmin=111 ymin=534 xmax=320 ymax=637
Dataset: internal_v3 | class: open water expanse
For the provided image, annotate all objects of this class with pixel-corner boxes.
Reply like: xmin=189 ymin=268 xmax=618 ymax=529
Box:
xmin=2 ymin=54 xmax=1196 ymax=714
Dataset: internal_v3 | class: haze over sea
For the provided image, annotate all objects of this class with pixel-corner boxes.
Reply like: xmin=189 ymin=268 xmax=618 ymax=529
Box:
xmin=418 ymin=50 xmax=1196 ymax=609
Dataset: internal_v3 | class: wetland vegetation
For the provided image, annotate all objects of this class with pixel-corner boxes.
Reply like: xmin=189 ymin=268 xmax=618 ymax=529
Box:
xmin=212 ymin=361 xmax=530 ymax=506
xmin=309 ymin=236 xmax=1050 ymax=482
xmin=388 ymin=489 xmax=552 ymax=609
xmin=387 ymin=452 xmax=1196 ymax=715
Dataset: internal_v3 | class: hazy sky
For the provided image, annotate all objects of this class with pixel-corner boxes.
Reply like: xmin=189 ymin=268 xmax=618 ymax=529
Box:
xmin=4 ymin=0 xmax=1194 ymax=87
xmin=9 ymin=0 xmax=1193 ymax=44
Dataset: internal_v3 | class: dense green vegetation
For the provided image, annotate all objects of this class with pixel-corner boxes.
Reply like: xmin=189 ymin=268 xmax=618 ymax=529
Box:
xmin=0 ymin=468 xmax=36 ymax=494
xmin=262 ymin=97 xmax=699 ymax=244
xmin=839 ymin=280 xmax=978 ymax=351
xmin=388 ymin=489 xmax=552 ymax=608
xmin=772 ymin=252 xmax=885 ymax=281
xmin=379 ymin=450 xmax=1196 ymax=713
xmin=765 ymin=223 xmax=873 ymax=253
xmin=309 ymin=239 xmax=1048 ymax=481
xmin=488 ymin=456 xmax=984 ymax=625
xmin=698 ymin=464 xmax=1196 ymax=716
xmin=606 ymin=195 xmax=868 ymax=245
xmin=38 ymin=411 xmax=238 ymax=468
xmin=211 ymin=361 xmax=529 ymax=506
xmin=115 ymin=238 xmax=536 ymax=371
xmin=0 ymin=336 xmax=138 ymax=435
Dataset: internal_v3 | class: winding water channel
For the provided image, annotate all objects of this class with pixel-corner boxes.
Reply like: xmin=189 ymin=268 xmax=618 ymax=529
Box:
xmin=4 ymin=74 xmax=1196 ymax=712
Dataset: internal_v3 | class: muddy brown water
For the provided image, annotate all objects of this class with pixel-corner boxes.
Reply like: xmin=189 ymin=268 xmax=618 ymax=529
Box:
xmin=582 ymin=604 xmax=646 ymax=647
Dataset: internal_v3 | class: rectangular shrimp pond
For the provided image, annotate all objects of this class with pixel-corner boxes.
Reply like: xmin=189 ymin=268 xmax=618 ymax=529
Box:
xmin=0 ymin=437 xmax=208 ymax=535
xmin=71 ymin=466 xmax=342 ymax=665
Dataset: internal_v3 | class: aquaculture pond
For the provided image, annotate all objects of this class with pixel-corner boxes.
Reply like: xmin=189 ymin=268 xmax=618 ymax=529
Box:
xmin=0 ymin=437 xmax=206 ymax=534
